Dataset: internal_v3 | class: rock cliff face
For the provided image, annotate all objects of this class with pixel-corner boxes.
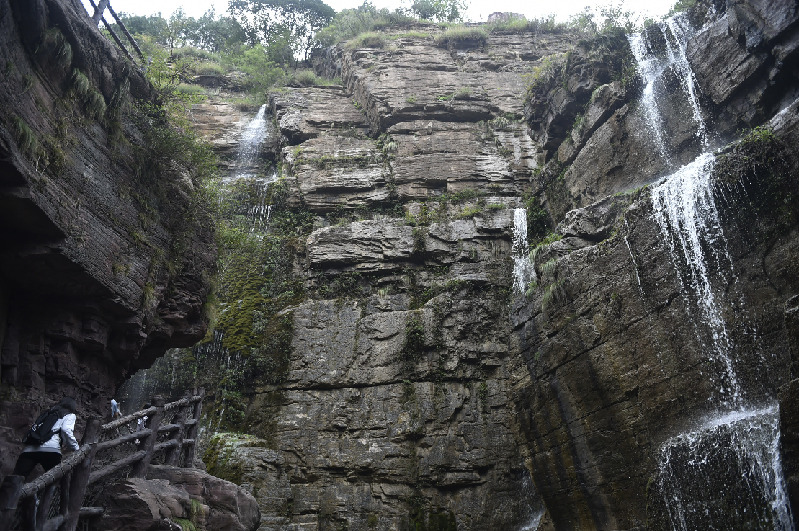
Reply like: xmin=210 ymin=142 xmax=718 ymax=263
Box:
xmin=197 ymin=25 xmax=560 ymax=531
xmin=0 ymin=0 xmax=214 ymax=473
xmin=192 ymin=1 xmax=799 ymax=529
xmin=95 ymin=466 xmax=260 ymax=531
xmin=516 ymin=0 xmax=799 ymax=528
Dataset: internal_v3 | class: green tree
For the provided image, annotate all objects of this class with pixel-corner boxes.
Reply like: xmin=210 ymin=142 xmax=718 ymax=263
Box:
xmin=408 ymin=0 xmax=467 ymax=22
xmin=228 ymin=0 xmax=335 ymax=60
xmin=225 ymin=44 xmax=287 ymax=92
xmin=188 ymin=8 xmax=248 ymax=52
xmin=315 ymin=1 xmax=414 ymax=46
xmin=165 ymin=8 xmax=191 ymax=53
xmin=116 ymin=12 xmax=169 ymax=45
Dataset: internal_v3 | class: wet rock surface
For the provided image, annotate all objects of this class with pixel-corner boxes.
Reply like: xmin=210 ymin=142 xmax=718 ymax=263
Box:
xmin=515 ymin=4 xmax=799 ymax=524
xmin=4 ymin=0 xmax=798 ymax=529
xmin=192 ymin=3 xmax=799 ymax=528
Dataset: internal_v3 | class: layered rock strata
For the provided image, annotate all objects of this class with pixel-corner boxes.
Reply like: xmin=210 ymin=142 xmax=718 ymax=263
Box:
xmin=197 ymin=26 xmax=567 ymax=530
xmin=0 ymin=0 xmax=214 ymax=473
xmin=192 ymin=1 xmax=799 ymax=528
xmin=517 ymin=0 xmax=799 ymax=527
xmin=95 ymin=466 xmax=260 ymax=531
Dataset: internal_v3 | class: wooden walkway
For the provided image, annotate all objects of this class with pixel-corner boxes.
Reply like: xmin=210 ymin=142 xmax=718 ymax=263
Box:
xmin=0 ymin=393 xmax=203 ymax=531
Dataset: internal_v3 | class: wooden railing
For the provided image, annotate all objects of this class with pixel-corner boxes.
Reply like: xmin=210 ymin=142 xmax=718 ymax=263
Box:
xmin=84 ymin=0 xmax=145 ymax=63
xmin=0 ymin=392 xmax=203 ymax=531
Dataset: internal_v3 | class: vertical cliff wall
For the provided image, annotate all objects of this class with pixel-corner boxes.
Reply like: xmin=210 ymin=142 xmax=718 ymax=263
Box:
xmin=188 ymin=0 xmax=799 ymax=529
xmin=517 ymin=0 xmax=799 ymax=528
xmin=199 ymin=25 xmax=572 ymax=530
xmin=0 ymin=0 xmax=215 ymax=474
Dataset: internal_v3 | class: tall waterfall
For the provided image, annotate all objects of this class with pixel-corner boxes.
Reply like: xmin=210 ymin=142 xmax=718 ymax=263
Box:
xmin=512 ymin=208 xmax=535 ymax=293
xmin=651 ymin=153 xmax=739 ymax=403
xmin=227 ymin=104 xmax=268 ymax=183
xmin=631 ymin=16 xmax=794 ymax=529
xmin=228 ymin=104 xmax=277 ymax=231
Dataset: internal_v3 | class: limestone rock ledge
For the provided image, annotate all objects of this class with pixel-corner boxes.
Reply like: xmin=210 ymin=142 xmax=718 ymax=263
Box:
xmin=201 ymin=24 xmax=556 ymax=530
xmin=513 ymin=81 xmax=799 ymax=530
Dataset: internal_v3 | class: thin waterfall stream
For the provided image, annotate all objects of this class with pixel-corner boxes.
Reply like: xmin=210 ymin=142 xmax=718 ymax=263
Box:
xmin=630 ymin=15 xmax=794 ymax=529
xmin=119 ymin=104 xmax=275 ymax=430
xmin=512 ymin=207 xmax=536 ymax=293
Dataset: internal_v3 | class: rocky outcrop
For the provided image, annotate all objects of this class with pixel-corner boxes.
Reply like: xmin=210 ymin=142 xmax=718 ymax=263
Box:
xmin=94 ymin=466 xmax=260 ymax=531
xmin=688 ymin=0 xmax=799 ymax=130
xmin=525 ymin=0 xmax=799 ymax=221
xmin=0 ymin=0 xmax=214 ymax=474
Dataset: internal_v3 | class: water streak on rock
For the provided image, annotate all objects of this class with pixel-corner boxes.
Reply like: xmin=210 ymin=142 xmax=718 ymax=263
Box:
xmin=631 ymin=15 xmax=794 ymax=527
xmin=227 ymin=104 xmax=268 ymax=183
xmin=512 ymin=207 xmax=535 ymax=293
xmin=628 ymin=32 xmax=671 ymax=164
xmin=663 ymin=16 xmax=710 ymax=149
xmin=651 ymin=153 xmax=739 ymax=402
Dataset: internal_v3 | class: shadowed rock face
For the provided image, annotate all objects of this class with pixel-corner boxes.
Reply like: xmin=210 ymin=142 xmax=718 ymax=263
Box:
xmin=95 ymin=466 xmax=260 ymax=531
xmin=516 ymin=0 xmax=799 ymax=527
xmin=16 ymin=0 xmax=787 ymax=527
xmin=0 ymin=0 xmax=214 ymax=474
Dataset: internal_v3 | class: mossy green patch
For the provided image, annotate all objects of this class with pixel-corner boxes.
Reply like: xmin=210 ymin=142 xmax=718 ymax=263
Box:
xmin=203 ymin=431 xmax=265 ymax=484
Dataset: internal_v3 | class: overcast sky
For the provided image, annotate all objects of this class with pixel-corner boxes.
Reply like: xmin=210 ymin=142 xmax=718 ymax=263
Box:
xmin=82 ymin=0 xmax=677 ymax=24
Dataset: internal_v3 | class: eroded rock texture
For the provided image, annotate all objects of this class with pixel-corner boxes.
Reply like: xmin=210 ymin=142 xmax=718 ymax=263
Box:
xmin=193 ymin=0 xmax=799 ymax=529
xmin=517 ymin=0 xmax=799 ymax=528
xmin=0 ymin=0 xmax=214 ymax=474
xmin=194 ymin=25 xmax=563 ymax=531
xmin=95 ymin=466 xmax=260 ymax=531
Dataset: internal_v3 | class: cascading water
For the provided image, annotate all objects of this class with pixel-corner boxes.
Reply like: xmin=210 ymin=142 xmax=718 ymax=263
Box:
xmin=227 ymin=104 xmax=268 ymax=183
xmin=119 ymin=104 xmax=275 ymax=429
xmin=662 ymin=16 xmax=710 ymax=150
xmin=657 ymin=406 xmax=793 ymax=530
xmin=512 ymin=208 xmax=536 ymax=293
xmin=517 ymin=472 xmax=545 ymax=531
xmin=226 ymin=104 xmax=278 ymax=231
xmin=651 ymin=153 xmax=739 ymax=403
xmin=630 ymin=15 xmax=794 ymax=529
xmin=628 ymin=32 xmax=671 ymax=163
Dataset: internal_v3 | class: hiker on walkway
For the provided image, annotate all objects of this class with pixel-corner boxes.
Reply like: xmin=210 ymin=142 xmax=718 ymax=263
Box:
xmin=110 ymin=398 xmax=122 ymax=419
xmin=12 ymin=397 xmax=80 ymax=479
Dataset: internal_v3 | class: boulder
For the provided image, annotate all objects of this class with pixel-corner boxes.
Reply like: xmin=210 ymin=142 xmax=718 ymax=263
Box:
xmin=95 ymin=467 xmax=260 ymax=531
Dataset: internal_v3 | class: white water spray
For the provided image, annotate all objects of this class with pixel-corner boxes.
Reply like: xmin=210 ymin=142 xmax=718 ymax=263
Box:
xmin=227 ymin=104 xmax=268 ymax=183
xmin=512 ymin=208 xmax=536 ymax=293
xmin=628 ymin=32 xmax=671 ymax=163
xmin=663 ymin=17 xmax=710 ymax=150
xmin=657 ymin=406 xmax=793 ymax=530
xmin=630 ymin=15 xmax=794 ymax=529
xmin=650 ymin=153 xmax=739 ymax=402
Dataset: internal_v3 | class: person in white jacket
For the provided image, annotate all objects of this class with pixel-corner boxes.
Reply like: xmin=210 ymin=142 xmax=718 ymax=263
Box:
xmin=12 ymin=397 xmax=80 ymax=478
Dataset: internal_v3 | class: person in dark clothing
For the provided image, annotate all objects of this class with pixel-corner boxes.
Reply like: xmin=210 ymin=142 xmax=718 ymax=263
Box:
xmin=12 ymin=397 xmax=80 ymax=478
